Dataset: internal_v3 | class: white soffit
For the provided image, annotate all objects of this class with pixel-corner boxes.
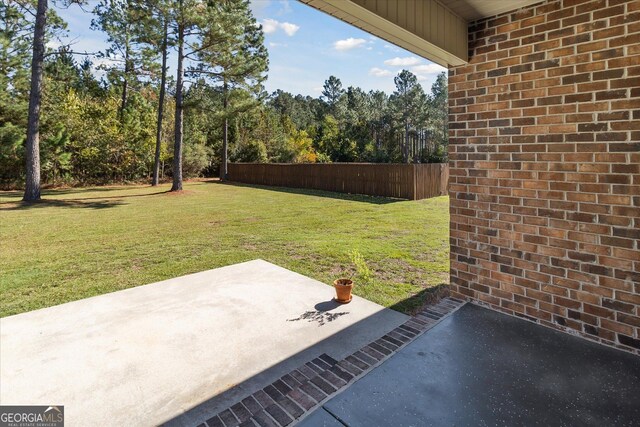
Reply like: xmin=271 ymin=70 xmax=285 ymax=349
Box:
xmin=441 ymin=0 xmax=543 ymax=22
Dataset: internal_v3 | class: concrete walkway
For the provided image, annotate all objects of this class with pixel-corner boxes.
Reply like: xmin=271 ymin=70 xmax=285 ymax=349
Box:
xmin=0 ymin=260 xmax=407 ymax=427
xmin=299 ymin=304 xmax=640 ymax=426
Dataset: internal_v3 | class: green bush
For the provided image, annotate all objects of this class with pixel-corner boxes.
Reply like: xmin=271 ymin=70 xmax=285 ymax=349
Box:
xmin=182 ymin=144 xmax=213 ymax=178
xmin=232 ymin=139 xmax=268 ymax=163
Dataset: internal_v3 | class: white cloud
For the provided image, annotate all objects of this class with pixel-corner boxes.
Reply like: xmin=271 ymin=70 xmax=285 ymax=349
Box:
xmin=384 ymin=56 xmax=422 ymax=66
xmin=369 ymin=67 xmax=393 ymax=77
xmin=261 ymin=18 xmax=299 ymax=36
xmin=411 ymin=63 xmax=447 ymax=80
xmin=269 ymin=42 xmax=288 ymax=48
xmin=333 ymin=37 xmax=367 ymax=51
xmin=280 ymin=22 xmax=300 ymax=36
xmin=383 ymin=44 xmax=401 ymax=52
xmin=411 ymin=63 xmax=447 ymax=74
xmin=261 ymin=18 xmax=279 ymax=34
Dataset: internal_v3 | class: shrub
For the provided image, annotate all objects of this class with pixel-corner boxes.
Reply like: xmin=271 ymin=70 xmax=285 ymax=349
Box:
xmin=182 ymin=144 xmax=213 ymax=178
xmin=232 ymin=139 xmax=268 ymax=163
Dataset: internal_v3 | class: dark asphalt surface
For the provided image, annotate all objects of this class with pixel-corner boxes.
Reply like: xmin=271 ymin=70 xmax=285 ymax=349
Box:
xmin=299 ymin=304 xmax=640 ymax=427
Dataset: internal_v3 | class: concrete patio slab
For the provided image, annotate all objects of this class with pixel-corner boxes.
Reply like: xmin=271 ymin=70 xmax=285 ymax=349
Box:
xmin=0 ymin=260 xmax=408 ymax=427
xmin=301 ymin=304 xmax=640 ymax=426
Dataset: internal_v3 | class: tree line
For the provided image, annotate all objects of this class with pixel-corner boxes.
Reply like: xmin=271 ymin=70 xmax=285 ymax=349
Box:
xmin=1 ymin=0 xmax=448 ymax=202
xmin=266 ymin=71 xmax=449 ymax=165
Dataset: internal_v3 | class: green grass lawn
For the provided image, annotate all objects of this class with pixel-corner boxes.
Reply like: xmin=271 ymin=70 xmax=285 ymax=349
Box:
xmin=0 ymin=181 xmax=449 ymax=317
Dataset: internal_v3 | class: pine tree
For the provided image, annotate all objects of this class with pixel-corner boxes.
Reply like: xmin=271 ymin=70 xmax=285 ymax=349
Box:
xmin=428 ymin=72 xmax=448 ymax=162
xmin=92 ymin=0 xmax=155 ymax=121
xmin=193 ymin=0 xmax=268 ymax=180
xmin=152 ymin=20 xmax=168 ymax=185
xmin=131 ymin=0 xmax=173 ymax=186
xmin=7 ymin=0 xmax=81 ymax=199
xmin=321 ymin=75 xmax=344 ymax=108
xmin=368 ymin=90 xmax=388 ymax=155
xmin=169 ymin=0 xmax=189 ymax=191
xmin=1 ymin=1 xmax=34 ymax=185
xmin=1 ymin=1 xmax=34 ymax=126
xmin=390 ymin=70 xmax=427 ymax=163
xmin=23 ymin=0 xmax=48 ymax=201
xmin=168 ymin=0 xmax=219 ymax=191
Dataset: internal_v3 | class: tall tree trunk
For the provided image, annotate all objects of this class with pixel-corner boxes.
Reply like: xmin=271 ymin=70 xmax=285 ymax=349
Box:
xmin=220 ymin=79 xmax=228 ymax=181
xmin=120 ymin=49 xmax=131 ymax=122
xmin=120 ymin=73 xmax=128 ymax=121
xmin=152 ymin=21 xmax=168 ymax=186
xmin=23 ymin=0 xmax=47 ymax=202
xmin=120 ymin=10 xmax=133 ymax=122
xmin=171 ymin=17 xmax=184 ymax=192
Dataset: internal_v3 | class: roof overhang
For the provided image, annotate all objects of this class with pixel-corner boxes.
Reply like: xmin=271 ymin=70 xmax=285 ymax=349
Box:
xmin=299 ymin=0 xmax=542 ymax=67
xmin=300 ymin=0 xmax=468 ymax=67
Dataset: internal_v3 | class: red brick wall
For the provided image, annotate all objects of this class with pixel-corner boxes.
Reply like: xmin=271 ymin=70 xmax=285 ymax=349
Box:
xmin=448 ymin=0 xmax=640 ymax=354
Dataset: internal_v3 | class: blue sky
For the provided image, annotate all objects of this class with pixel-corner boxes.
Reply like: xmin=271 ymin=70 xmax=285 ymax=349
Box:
xmin=52 ymin=0 xmax=446 ymax=97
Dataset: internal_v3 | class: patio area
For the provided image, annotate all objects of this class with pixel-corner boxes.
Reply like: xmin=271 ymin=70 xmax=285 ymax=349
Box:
xmin=0 ymin=260 xmax=408 ymax=426
xmin=4 ymin=259 xmax=636 ymax=427
xmin=299 ymin=304 xmax=640 ymax=427
xmin=2 ymin=0 xmax=639 ymax=425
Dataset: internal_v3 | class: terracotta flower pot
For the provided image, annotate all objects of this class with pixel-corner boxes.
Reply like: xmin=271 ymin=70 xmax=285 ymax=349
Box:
xmin=333 ymin=279 xmax=353 ymax=304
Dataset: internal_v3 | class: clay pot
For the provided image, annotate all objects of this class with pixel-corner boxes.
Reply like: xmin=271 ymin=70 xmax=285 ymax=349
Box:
xmin=333 ymin=279 xmax=353 ymax=303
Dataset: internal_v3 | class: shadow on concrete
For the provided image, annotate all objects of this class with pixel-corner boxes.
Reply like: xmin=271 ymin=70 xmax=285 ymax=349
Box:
xmin=161 ymin=287 xmax=445 ymax=427
xmin=286 ymin=300 xmax=350 ymax=326
xmin=161 ymin=306 xmax=405 ymax=427
xmin=210 ymin=180 xmax=406 ymax=205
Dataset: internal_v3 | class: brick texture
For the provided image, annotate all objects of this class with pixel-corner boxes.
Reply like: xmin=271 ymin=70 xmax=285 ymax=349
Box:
xmin=449 ymin=0 xmax=640 ymax=355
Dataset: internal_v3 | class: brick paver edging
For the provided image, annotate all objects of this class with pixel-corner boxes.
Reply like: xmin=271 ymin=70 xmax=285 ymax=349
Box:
xmin=197 ymin=297 xmax=466 ymax=427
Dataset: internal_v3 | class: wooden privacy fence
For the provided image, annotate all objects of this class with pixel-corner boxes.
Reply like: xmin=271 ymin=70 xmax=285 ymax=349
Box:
xmin=227 ymin=163 xmax=449 ymax=200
